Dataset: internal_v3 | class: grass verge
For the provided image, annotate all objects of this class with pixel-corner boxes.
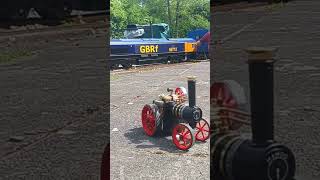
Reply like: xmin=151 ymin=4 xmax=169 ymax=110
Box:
xmin=110 ymin=74 xmax=120 ymax=81
xmin=0 ymin=49 xmax=34 ymax=64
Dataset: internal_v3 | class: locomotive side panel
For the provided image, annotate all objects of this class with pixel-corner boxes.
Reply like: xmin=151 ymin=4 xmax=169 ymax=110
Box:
xmin=135 ymin=43 xmax=186 ymax=55
xmin=110 ymin=39 xmax=200 ymax=69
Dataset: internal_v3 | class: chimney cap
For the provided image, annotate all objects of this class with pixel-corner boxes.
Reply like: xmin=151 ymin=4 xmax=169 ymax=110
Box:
xmin=187 ymin=76 xmax=197 ymax=80
xmin=245 ymin=47 xmax=278 ymax=53
xmin=244 ymin=47 xmax=278 ymax=62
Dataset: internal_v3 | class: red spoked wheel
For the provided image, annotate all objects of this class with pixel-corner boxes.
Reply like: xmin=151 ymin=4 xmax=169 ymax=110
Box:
xmin=211 ymin=82 xmax=238 ymax=108
xmin=195 ymin=119 xmax=210 ymax=142
xmin=141 ymin=104 xmax=160 ymax=136
xmin=100 ymin=144 xmax=110 ymax=180
xmin=211 ymin=82 xmax=242 ymax=130
xmin=172 ymin=123 xmax=195 ymax=150
xmin=175 ymin=87 xmax=187 ymax=97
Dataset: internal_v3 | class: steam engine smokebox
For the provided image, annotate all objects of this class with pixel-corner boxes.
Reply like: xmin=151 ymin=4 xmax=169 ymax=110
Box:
xmin=216 ymin=139 xmax=296 ymax=180
xmin=171 ymin=77 xmax=202 ymax=128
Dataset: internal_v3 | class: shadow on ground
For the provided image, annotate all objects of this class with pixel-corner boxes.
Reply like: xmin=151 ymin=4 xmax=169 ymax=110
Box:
xmin=124 ymin=127 xmax=207 ymax=154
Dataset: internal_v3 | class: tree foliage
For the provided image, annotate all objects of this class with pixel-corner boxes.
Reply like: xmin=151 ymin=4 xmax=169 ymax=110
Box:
xmin=110 ymin=0 xmax=210 ymax=38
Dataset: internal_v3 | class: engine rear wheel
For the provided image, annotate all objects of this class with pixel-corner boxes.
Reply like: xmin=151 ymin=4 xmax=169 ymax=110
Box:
xmin=211 ymin=81 xmax=247 ymax=130
xmin=175 ymin=87 xmax=187 ymax=97
xmin=141 ymin=104 xmax=161 ymax=136
xmin=175 ymin=87 xmax=188 ymax=103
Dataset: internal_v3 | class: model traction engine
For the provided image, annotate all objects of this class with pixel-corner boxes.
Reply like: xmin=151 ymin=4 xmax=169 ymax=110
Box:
xmin=141 ymin=76 xmax=210 ymax=150
xmin=210 ymin=47 xmax=296 ymax=180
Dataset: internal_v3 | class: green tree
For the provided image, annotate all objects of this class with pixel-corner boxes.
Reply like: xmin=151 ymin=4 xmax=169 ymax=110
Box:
xmin=110 ymin=0 xmax=127 ymax=38
xmin=110 ymin=0 xmax=210 ymax=38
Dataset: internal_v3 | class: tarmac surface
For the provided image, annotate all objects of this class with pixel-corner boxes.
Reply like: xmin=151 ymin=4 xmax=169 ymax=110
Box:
xmin=212 ymin=0 xmax=320 ymax=179
xmin=110 ymin=62 xmax=210 ymax=179
xmin=0 ymin=31 xmax=108 ymax=179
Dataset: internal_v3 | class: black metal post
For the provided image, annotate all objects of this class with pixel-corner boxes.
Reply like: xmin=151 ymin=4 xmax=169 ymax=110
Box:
xmin=187 ymin=76 xmax=196 ymax=107
xmin=246 ymin=47 xmax=277 ymax=146
xmin=150 ymin=20 xmax=153 ymax=39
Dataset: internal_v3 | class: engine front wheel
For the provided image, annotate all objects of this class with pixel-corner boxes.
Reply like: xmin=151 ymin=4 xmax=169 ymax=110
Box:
xmin=195 ymin=119 xmax=210 ymax=142
xmin=172 ymin=123 xmax=195 ymax=150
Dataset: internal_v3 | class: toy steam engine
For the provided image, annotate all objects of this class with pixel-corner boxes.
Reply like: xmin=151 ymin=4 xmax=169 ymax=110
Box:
xmin=141 ymin=76 xmax=209 ymax=150
xmin=211 ymin=47 xmax=296 ymax=180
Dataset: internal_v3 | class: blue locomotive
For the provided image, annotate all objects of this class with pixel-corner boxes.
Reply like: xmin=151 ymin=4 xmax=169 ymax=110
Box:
xmin=110 ymin=23 xmax=209 ymax=69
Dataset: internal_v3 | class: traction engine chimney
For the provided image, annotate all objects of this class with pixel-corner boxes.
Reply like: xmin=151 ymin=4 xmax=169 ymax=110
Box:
xmin=188 ymin=76 xmax=196 ymax=107
xmin=247 ymin=47 xmax=275 ymax=145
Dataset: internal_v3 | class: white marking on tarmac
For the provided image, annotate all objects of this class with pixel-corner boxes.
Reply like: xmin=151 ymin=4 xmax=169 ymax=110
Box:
xmin=219 ymin=15 xmax=266 ymax=44
xmin=179 ymin=68 xmax=190 ymax=75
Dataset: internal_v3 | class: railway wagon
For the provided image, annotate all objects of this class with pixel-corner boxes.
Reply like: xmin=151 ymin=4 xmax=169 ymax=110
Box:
xmin=187 ymin=29 xmax=209 ymax=59
xmin=110 ymin=38 xmax=197 ymax=69
xmin=0 ymin=0 xmax=107 ymax=20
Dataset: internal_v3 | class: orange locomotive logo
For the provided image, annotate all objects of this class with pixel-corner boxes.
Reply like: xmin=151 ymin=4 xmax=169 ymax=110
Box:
xmin=184 ymin=42 xmax=196 ymax=53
